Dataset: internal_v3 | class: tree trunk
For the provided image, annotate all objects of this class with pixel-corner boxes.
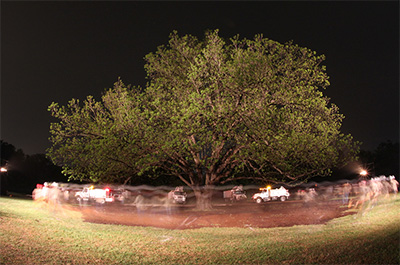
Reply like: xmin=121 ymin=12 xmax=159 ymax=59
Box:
xmin=193 ymin=186 xmax=213 ymax=210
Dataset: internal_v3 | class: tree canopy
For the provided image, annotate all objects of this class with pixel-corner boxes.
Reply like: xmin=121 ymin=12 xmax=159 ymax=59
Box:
xmin=48 ymin=30 xmax=359 ymax=208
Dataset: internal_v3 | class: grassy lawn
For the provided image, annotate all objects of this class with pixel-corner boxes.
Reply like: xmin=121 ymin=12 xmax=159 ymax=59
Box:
xmin=0 ymin=195 xmax=399 ymax=264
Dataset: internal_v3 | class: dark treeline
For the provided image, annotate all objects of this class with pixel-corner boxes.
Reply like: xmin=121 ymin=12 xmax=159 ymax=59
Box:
xmin=314 ymin=140 xmax=399 ymax=182
xmin=1 ymin=140 xmax=398 ymax=195
xmin=358 ymin=140 xmax=399 ymax=177
xmin=1 ymin=140 xmax=68 ymax=195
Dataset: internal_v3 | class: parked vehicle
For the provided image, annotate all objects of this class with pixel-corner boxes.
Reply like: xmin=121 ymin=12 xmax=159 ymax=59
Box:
xmin=252 ymin=186 xmax=290 ymax=203
xmin=223 ymin=185 xmax=247 ymax=202
xmin=168 ymin=186 xmax=187 ymax=204
xmin=75 ymin=186 xmax=114 ymax=204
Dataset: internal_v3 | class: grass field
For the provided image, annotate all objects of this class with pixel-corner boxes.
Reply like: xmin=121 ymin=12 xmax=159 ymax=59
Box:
xmin=0 ymin=195 xmax=399 ymax=264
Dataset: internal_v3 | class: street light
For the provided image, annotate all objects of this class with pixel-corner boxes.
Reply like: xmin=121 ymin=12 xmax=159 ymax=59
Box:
xmin=359 ymin=169 xmax=368 ymax=180
xmin=1 ymin=167 xmax=8 ymax=195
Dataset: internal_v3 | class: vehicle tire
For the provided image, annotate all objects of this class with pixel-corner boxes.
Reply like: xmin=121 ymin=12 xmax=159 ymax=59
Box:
xmin=280 ymin=196 xmax=286 ymax=202
xmin=255 ymin=197 xmax=263 ymax=204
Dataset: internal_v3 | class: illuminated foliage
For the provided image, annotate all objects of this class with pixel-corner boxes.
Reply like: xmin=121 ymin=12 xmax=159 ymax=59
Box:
xmin=48 ymin=80 xmax=155 ymax=184
xmin=48 ymin=30 xmax=359 ymax=208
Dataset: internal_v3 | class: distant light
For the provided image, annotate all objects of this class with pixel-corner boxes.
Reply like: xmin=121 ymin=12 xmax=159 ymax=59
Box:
xmin=0 ymin=167 xmax=7 ymax=172
xmin=360 ymin=170 xmax=368 ymax=176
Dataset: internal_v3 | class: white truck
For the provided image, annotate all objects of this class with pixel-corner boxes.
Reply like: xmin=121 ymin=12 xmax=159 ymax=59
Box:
xmin=252 ymin=186 xmax=290 ymax=203
xmin=75 ymin=186 xmax=114 ymax=204
xmin=168 ymin=186 xmax=187 ymax=204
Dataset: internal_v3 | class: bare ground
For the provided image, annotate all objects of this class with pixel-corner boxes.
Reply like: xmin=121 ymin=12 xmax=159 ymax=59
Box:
xmin=66 ymin=199 xmax=353 ymax=230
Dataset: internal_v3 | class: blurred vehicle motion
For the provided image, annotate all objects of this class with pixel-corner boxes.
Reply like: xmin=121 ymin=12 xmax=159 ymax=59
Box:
xmin=223 ymin=185 xmax=247 ymax=202
xmin=75 ymin=186 xmax=114 ymax=204
xmin=32 ymin=175 xmax=398 ymax=210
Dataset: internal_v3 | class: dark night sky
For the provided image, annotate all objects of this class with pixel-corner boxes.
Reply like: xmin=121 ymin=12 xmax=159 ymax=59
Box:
xmin=1 ymin=1 xmax=399 ymax=155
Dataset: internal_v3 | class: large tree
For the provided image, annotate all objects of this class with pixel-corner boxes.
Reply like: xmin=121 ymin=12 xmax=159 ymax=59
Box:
xmin=48 ymin=30 xmax=359 ymax=209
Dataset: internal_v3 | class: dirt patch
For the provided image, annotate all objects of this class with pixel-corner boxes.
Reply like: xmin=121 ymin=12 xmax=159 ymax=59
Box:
xmin=66 ymin=200 xmax=353 ymax=230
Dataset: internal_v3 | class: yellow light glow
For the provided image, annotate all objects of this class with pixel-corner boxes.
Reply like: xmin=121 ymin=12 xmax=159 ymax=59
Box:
xmin=360 ymin=170 xmax=368 ymax=176
xmin=90 ymin=185 xmax=94 ymax=190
